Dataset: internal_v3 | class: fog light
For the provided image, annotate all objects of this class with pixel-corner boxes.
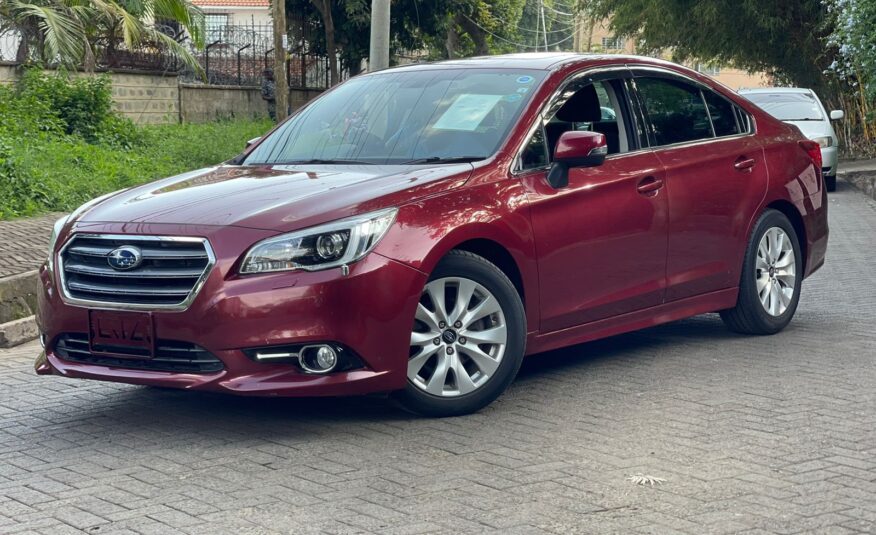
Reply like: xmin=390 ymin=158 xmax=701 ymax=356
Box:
xmin=299 ymin=345 xmax=338 ymax=374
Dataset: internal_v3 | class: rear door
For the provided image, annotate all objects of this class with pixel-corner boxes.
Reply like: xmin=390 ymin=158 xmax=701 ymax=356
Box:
xmin=519 ymin=70 xmax=669 ymax=332
xmin=631 ymin=69 xmax=769 ymax=301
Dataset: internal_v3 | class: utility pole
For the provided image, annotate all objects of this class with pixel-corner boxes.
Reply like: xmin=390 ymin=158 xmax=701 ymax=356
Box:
xmin=271 ymin=0 xmax=289 ymax=121
xmin=369 ymin=0 xmax=390 ymax=71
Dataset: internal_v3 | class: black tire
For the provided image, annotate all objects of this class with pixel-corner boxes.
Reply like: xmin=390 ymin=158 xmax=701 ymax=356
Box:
xmin=393 ymin=250 xmax=526 ymax=417
xmin=825 ymin=174 xmax=837 ymax=192
xmin=720 ymin=209 xmax=803 ymax=335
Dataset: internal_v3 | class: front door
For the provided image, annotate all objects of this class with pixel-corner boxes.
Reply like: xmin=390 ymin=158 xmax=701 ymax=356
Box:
xmin=519 ymin=76 xmax=669 ymax=333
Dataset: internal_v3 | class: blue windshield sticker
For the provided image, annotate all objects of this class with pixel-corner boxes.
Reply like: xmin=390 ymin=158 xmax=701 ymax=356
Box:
xmin=433 ymin=94 xmax=503 ymax=131
xmin=516 ymin=87 xmax=529 ymax=94
xmin=516 ymin=75 xmax=534 ymax=84
xmin=503 ymin=94 xmax=522 ymax=103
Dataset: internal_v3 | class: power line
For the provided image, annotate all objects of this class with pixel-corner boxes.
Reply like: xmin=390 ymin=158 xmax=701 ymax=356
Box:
xmin=462 ymin=14 xmax=578 ymax=50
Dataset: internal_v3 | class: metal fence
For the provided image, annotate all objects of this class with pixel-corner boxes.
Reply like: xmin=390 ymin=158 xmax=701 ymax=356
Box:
xmin=0 ymin=18 xmax=342 ymax=91
xmin=178 ymin=21 xmax=341 ymax=89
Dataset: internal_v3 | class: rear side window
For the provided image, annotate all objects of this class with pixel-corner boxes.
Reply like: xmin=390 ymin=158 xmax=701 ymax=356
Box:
xmin=635 ymin=77 xmax=713 ymax=145
xmin=703 ymin=90 xmax=740 ymax=137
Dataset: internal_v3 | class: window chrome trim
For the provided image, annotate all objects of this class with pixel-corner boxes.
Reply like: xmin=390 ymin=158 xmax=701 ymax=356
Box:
xmin=57 ymin=234 xmax=216 ymax=312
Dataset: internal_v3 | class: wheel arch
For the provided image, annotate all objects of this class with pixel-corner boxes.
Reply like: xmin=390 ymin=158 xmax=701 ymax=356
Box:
xmin=765 ymin=199 xmax=808 ymax=274
xmin=451 ymin=238 xmax=526 ymax=308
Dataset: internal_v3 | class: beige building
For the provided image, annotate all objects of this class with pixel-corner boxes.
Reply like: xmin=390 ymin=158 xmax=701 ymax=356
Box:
xmin=191 ymin=0 xmax=272 ymax=38
xmin=573 ymin=17 xmax=770 ymax=90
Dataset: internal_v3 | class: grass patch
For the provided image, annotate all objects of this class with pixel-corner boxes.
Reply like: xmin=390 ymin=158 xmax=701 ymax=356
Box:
xmin=0 ymin=71 xmax=272 ymax=220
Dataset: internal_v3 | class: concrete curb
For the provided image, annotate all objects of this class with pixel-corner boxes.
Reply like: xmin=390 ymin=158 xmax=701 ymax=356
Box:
xmin=0 ymin=315 xmax=38 ymax=348
xmin=839 ymin=170 xmax=876 ymax=201
xmin=0 ymin=270 xmax=39 ymax=348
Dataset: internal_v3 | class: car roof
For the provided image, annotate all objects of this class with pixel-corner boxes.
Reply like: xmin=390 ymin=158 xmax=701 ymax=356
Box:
xmin=375 ymin=52 xmax=680 ymax=73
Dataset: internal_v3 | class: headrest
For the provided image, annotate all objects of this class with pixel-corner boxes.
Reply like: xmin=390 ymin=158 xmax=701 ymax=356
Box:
xmin=555 ymin=84 xmax=602 ymax=123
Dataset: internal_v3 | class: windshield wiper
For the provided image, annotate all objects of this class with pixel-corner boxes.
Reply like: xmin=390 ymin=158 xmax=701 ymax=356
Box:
xmin=277 ymin=158 xmax=376 ymax=165
xmin=402 ymin=156 xmax=485 ymax=165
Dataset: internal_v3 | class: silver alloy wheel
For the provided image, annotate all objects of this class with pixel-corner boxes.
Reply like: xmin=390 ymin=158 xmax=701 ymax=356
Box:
xmin=408 ymin=277 xmax=508 ymax=397
xmin=756 ymin=227 xmax=796 ymax=316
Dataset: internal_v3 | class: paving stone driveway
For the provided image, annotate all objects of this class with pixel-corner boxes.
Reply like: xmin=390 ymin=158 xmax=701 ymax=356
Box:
xmin=0 ymin=213 xmax=65 ymax=279
xmin=1 ymin=183 xmax=875 ymax=535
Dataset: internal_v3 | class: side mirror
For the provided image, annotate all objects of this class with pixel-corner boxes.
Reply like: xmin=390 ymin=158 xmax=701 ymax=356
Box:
xmin=546 ymin=131 xmax=608 ymax=189
xmin=246 ymin=136 xmax=262 ymax=149
xmin=830 ymin=110 xmax=844 ymax=121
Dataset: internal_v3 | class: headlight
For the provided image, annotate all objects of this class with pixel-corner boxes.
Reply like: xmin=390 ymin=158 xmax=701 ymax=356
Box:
xmin=240 ymin=208 xmax=397 ymax=274
xmin=812 ymin=136 xmax=833 ymax=148
xmin=46 ymin=215 xmax=69 ymax=273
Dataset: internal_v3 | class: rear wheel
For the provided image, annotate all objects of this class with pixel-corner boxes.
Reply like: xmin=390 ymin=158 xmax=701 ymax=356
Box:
xmin=394 ymin=250 xmax=526 ymax=417
xmin=720 ymin=209 xmax=802 ymax=335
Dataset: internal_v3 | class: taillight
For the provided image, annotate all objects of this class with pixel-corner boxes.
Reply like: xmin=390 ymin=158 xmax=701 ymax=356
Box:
xmin=799 ymin=140 xmax=823 ymax=170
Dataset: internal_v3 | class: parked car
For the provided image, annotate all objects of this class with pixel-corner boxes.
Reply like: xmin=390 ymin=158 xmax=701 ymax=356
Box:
xmin=36 ymin=54 xmax=829 ymax=417
xmin=739 ymin=87 xmax=843 ymax=191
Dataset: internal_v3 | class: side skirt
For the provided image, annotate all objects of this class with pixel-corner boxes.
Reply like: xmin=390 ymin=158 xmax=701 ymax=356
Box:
xmin=525 ymin=288 xmax=739 ymax=356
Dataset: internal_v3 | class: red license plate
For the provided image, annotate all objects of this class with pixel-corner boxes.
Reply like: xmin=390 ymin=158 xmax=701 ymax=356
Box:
xmin=88 ymin=310 xmax=154 ymax=358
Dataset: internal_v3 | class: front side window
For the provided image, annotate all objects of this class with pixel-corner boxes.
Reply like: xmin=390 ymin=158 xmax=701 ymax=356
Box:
xmin=520 ymin=126 xmax=548 ymax=170
xmin=636 ymin=77 xmax=713 ymax=146
xmin=543 ymin=79 xmax=631 ymax=157
xmin=245 ymin=68 xmax=547 ymax=165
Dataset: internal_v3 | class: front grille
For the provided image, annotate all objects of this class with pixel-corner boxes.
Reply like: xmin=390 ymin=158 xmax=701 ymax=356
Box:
xmin=60 ymin=234 xmax=213 ymax=308
xmin=55 ymin=333 xmax=224 ymax=374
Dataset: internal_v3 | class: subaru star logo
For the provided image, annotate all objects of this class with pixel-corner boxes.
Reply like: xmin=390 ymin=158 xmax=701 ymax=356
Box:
xmin=107 ymin=246 xmax=143 ymax=271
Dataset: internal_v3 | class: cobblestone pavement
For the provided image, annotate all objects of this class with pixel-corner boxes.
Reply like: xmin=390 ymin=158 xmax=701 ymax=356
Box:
xmin=1 ymin=182 xmax=875 ymax=535
xmin=0 ymin=213 xmax=65 ymax=279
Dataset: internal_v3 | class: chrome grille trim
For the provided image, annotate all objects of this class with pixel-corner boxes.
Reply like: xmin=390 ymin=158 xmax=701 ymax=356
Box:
xmin=58 ymin=234 xmax=216 ymax=311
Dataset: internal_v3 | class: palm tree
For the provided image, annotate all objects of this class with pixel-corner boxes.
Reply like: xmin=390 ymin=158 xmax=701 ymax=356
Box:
xmin=1 ymin=0 xmax=204 ymax=72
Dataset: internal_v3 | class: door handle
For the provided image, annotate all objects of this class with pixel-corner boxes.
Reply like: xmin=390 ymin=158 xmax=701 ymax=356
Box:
xmin=734 ymin=157 xmax=756 ymax=172
xmin=636 ymin=176 xmax=664 ymax=195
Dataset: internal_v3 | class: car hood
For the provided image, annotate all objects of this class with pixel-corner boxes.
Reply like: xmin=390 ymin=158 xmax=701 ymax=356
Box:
xmin=74 ymin=163 xmax=472 ymax=232
xmin=784 ymin=120 xmax=834 ymax=140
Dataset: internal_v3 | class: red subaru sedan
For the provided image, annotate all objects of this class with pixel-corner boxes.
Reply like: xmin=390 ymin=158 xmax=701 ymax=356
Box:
xmin=36 ymin=54 xmax=828 ymax=416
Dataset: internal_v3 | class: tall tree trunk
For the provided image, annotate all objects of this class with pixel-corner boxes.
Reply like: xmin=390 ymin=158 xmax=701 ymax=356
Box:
xmin=312 ymin=0 xmax=339 ymax=86
xmin=455 ymin=13 xmax=488 ymax=56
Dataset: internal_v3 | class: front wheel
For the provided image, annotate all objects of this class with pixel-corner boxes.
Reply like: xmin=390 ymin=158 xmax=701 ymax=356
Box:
xmin=720 ymin=209 xmax=803 ymax=335
xmin=393 ymin=250 xmax=526 ymax=417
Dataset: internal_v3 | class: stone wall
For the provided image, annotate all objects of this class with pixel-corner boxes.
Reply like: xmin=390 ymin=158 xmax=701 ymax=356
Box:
xmin=109 ymin=71 xmax=179 ymax=124
xmin=0 ymin=64 xmax=321 ymax=124
xmin=179 ymin=84 xmax=267 ymax=123
xmin=0 ymin=62 xmax=17 ymax=84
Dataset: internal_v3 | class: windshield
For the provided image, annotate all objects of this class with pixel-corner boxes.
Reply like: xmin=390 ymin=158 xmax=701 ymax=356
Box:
xmin=245 ymin=68 xmax=546 ymax=165
xmin=744 ymin=92 xmax=824 ymax=121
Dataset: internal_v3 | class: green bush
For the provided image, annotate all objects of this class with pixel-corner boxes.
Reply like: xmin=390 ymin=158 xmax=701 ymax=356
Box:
xmin=15 ymin=70 xmax=142 ymax=147
xmin=0 ymin=71 xmax=272 ymax=219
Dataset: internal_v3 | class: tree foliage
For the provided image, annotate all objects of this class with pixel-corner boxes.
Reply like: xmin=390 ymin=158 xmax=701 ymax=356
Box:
xmin=0 ymin=0 xmax=204 ymax=71
xmin=592 ymin=0 xmax=835 ymax=90
xmin=827 ymin=0 xmax=876 ymax=145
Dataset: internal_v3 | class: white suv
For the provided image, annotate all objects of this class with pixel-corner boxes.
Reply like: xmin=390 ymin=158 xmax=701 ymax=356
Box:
xmin=739 ymin=87 xmax=843 ymax=191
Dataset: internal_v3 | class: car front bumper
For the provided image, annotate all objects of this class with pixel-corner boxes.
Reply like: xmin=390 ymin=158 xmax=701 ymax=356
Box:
xmin=35 ymin=224 xmax=427 ymax=397
xmin=821 ymin=145 xmax=838 ymax=176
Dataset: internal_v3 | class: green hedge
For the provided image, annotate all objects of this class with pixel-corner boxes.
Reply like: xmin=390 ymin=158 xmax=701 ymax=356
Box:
xmin=0 ymin=71 xmax=272 ymax=220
